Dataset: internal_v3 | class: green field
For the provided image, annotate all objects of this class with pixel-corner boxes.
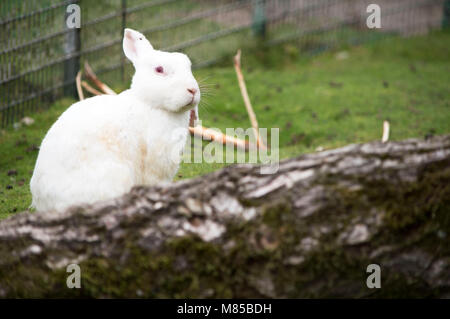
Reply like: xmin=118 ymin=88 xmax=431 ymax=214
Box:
xmin=1 ymin=30 xmax=449 ymax=219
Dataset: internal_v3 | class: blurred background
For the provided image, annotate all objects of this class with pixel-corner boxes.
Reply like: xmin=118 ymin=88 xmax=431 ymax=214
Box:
xmin=0 ymin=0 xmax=449 ymax=217
xmin=0 ymin=0 xmax=447 ymax=126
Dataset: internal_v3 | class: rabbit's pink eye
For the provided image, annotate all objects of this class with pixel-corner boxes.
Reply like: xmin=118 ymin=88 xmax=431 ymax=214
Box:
xmin=155 ymin=66 xmax=164 ymax=73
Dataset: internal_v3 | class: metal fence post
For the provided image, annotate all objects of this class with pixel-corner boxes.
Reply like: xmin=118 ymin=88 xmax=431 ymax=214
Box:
xmin=63 ymin=0 xmax=81 ymax=98
xmin=121 ymin=0 xmax=127 ymax=81
xmin=252 ymin=0 xmax=266 ymax=38
xmin=443 ymin=0 xmax=450 ymax=28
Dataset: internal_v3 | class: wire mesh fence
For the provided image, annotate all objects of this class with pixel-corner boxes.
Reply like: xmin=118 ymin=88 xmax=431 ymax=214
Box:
xmin=0 ymin=0 xmax=447 ymax=128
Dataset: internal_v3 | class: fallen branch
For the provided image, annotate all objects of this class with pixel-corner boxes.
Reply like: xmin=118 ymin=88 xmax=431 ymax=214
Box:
xmin=84 ymin=61 xmax=117 ymax=95
xmin=189 ymin=125 xmax=249 ymax=150
xmin=75 ymin=70 xmax=84 ymax=100
xmin=234 ymin=50 xmax=267 ymax=150
xmin=81 ymin=81 xmax=103 ymax=96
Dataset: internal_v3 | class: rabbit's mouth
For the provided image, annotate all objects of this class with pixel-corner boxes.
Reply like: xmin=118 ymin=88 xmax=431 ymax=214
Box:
xmin=174 ymin=102 xmax=197 ymax=116
xmin=188 ymin=95 xmax=197 ymax=106
xmin=179 ymin=97 xmax=197 ymax=111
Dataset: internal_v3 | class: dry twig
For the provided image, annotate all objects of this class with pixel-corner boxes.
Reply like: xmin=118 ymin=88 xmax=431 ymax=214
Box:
xmin=84 ymin=61 xmax=117 ymax=95
xmin=189 ymin=125 xmax=249 ymax=150
xmin=81 ymin=80 xmax=104 ymax=96
xmin=233 ymin=50 xmax=266 ymax=150
xmin=76 ymin=70 xmax=84 ymax=100
xmin=382 ymin=120 xmax=390 ymax=143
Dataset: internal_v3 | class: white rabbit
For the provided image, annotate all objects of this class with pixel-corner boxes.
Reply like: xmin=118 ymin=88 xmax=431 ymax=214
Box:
xmin=30 ymin=28 xmax=200 ymax=212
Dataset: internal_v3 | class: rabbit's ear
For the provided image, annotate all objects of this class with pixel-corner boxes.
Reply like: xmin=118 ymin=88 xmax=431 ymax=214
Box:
xmin=123 ymin=28 xmax=153 ymax=64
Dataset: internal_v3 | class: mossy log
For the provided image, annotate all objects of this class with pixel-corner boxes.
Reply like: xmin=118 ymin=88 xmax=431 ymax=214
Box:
xmin=1 ymin=135 xmax=449 ymax=298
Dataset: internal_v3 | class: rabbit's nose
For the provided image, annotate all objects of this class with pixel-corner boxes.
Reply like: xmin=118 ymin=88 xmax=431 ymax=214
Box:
xmin=187 ymin=88 xmax=197 ymax=96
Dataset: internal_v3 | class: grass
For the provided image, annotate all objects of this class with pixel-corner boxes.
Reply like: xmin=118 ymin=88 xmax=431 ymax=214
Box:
xmin=1 ymin=30 xmax=449 ymax=219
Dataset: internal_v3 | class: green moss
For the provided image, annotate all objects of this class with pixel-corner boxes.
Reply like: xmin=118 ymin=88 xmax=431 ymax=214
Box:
xmin=262 ymin=201 xmax=292 ymax=228
xmin=368 ymin=272 xmax=439 ymax=298
xmin=371 ymin=165 xmax=450 ymax=232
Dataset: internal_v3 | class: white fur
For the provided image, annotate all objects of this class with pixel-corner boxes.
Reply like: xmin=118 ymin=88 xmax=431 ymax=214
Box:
xmin=30 ymin=28 xmax=200 ymax=212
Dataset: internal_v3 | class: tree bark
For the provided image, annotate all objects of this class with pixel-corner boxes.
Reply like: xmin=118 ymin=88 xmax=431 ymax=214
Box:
xmin=1 ymin=135 xmax=449 ymax=298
